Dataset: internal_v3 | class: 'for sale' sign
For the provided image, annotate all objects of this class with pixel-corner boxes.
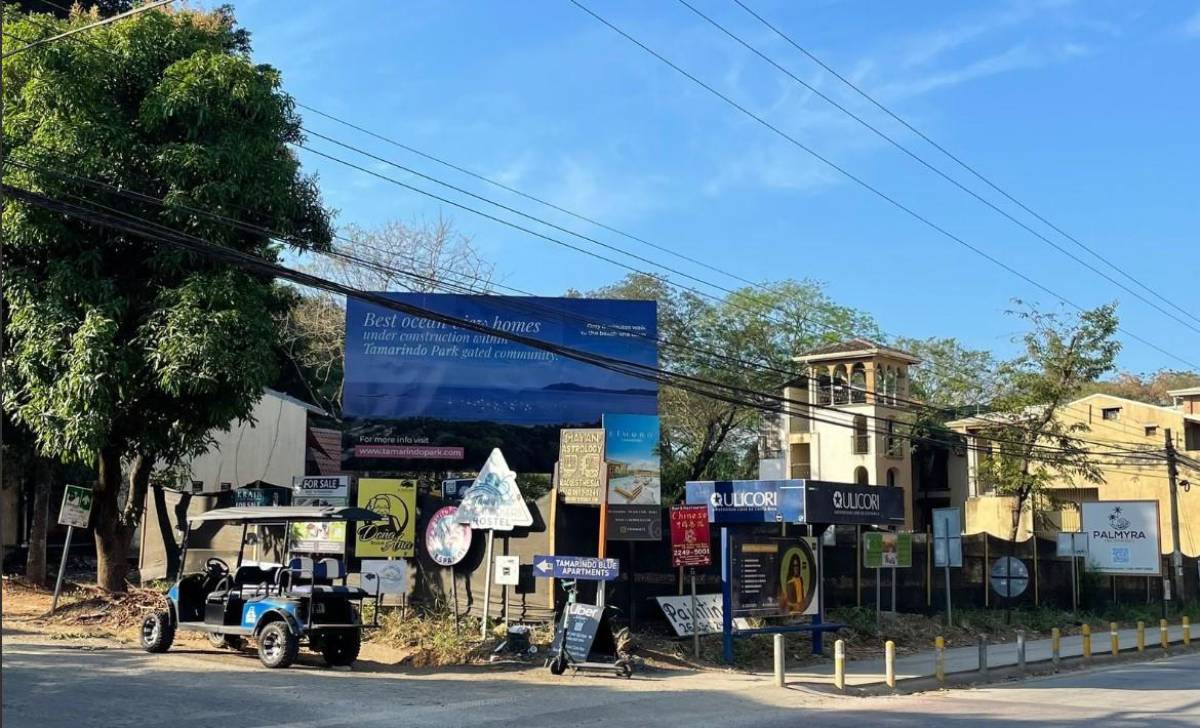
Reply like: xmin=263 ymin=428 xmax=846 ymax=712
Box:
xmin=670 ymin=504 xmax=711 ymax=568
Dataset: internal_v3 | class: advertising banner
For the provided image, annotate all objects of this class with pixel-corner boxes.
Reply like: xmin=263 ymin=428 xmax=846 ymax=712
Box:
xmin=290 ymin=521 xmax=346 ymax=554
xmin=354 ymin=479 xmax=417 ymax=558
xmin=729 ymin=535 xmax=818 ymax=618
xmin=556 ymin=428 xmax=605 ymax=505
xmin=343 ymin=293 xmax=657 ymax=472
xmin=684 ymin=480 xmax=805 ymax=524
xmin=863 ymin=532 xmax=912 ymax=568
xmin=604 ymin=414 xmax=662 ymax=541
xmin=1082 ymin=501 xmax=1162 ymax=575
xmin=803 ymin=481 xmax=905 ymax=526
xmin=291 ymin=476 xmax=350 ymax=553
xmin=670 ymin=505 xmax=712 ymax=568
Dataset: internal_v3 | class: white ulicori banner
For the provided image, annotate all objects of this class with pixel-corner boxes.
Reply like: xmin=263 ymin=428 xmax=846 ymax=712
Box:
xmin=1081 ymin=500 xmax=1162 ymax=576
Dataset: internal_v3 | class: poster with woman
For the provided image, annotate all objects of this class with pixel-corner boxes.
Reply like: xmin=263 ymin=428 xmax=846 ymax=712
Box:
xmin=778 ymin=540 xmax=817 ymax=615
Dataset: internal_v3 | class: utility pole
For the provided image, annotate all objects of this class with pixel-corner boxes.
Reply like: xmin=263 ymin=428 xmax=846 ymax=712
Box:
xmin=1165 ymin=429 xmax=1184 ymax=603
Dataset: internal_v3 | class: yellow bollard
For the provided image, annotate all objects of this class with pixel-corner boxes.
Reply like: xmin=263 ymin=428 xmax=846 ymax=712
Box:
xmin=1161 ymin=619 xmax=1169 ymax=650
xmin=1110 ymin=622 xmax=1120 ymax=656
xmin=1137 ymin=621 xmax=1145 ymax=652
xmin=1051 ymin=627 xmax=1061 ymax=670
xmin=1082 ymin=623 xmax=1092 ymax=660
xmin=1184 ymin=616 xmax=1192 ymax=646
xmin=885 ymin=640 xmax=896 ymax=689
xmin=834 ymin=639 xmax=846 ymax=691
xmin=935 ymin=636 xmax=945 ymax=686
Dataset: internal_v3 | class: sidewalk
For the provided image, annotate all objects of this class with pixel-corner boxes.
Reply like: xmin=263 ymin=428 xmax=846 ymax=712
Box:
xmin=787 ymin=624 xmax=1190 ymax=688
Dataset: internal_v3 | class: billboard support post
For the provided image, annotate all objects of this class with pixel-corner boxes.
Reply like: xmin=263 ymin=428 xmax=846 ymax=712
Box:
xmin=481 ymin=530 xmax=495 ymax=640
xmin=721 ymin=527 xmax=733 ymax=665
xmin=50 ymin=526 xmax=75 ymax=614
xmin=690 ymin=567 xmax=699 ymax=659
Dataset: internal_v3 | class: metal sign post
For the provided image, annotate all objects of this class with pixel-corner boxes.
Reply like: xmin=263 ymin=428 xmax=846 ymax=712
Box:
xmin=50 ymin=484 xmax=93 ymax=613
xmin=481 ymin=530 xmax=495 ymax=640
xmin=690 ymin=567 xmax=699 ymax=659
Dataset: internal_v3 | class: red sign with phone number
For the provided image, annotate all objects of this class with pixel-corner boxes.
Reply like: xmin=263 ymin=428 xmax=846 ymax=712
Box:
xmin=670 ymin=505 xmax=712 ymax=568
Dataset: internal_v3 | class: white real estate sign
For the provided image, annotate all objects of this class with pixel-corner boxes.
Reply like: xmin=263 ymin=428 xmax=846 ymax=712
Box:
xmin=1081 ymin=501 xmax=1162 ymax=576
xmin=655 ymin=594 xmax=724 ymax=637
xmin=58 ymin=485 xmax=93 ymax=529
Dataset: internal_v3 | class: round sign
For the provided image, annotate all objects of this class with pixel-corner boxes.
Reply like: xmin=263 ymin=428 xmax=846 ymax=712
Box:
xmin=778 ymin=540 xmax=817 ymax=614
xmin=425 ymin=506 xmax=472 ymax=566
xmin=989 ymin=556 xmax=1030 ymax=598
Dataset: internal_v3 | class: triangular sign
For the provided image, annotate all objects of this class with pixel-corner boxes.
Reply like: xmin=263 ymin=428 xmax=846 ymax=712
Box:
xmin=455 ymin=449 xmax=532 ymax=531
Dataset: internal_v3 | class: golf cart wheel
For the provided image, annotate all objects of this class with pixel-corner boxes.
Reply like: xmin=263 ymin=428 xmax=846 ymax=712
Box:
xmin=549 ymin=655 xmax=567 ymax=675
xmin=257 ymin=621 xmax=299 ymax=669
xmin=140 ymin=610 xmax=175 ymax=654
xmin=208 ymin=633 xmax=245 ymax=651
xmin=320 ymin=629 xmax=361 ymax=667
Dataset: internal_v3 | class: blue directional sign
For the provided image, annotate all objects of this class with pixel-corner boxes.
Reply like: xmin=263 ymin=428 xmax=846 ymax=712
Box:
xmin=532 ymin=555 xmax=620 ymax=581
xmin=684 ymin=479 xmax=806 ymax=524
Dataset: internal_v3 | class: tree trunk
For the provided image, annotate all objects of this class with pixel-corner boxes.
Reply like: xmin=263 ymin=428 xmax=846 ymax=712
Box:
xmin=24 ymin=459 xmax=52 ymax=586
xmin=93 ymin=447 xmax=130 ymax=592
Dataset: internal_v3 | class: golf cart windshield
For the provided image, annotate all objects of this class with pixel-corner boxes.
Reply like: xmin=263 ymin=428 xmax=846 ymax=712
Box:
xmin=187 ymin=506 xmax=383 ymax=525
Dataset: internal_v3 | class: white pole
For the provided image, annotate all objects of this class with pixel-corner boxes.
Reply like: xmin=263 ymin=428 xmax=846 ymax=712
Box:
xmin=481 ymin=530 xmax=495 ymax=640
xmin=690 ymin=567 xmax=699 ymax=659
xmin=50 ymin=526 xmax=75 ymax=613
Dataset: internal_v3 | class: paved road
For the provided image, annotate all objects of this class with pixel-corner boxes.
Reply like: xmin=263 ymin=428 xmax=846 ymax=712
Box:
xmin=3 ymin=635 xmax=1198 ymax=727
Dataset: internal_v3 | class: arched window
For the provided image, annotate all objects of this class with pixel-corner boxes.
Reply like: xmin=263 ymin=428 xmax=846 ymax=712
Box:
xmin=832 ymin=364 xmax=849 ymax=405
xmin=885 ymin=419 xmax=901 ymax=457
xmin=815 ymin=367 xmax=832 ymax=406
xmin=850 ymin=363 xmax=867 ymax=404
xmin=852 ymin=415 xmax=869 ymax=454
xmin=854 ymin=466 xmax=869 ymax=485
xmin=886 ymin=467 xmax=897 ymax=487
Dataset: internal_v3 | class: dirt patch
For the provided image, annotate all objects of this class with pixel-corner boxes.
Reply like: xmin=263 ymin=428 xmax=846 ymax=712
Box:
xmin=2 ymin=577 xmax=169 ymax=643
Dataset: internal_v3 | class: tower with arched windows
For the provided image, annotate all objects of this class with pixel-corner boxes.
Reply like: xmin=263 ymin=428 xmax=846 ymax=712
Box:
xmin=774 ymin=338 xmax=919 ymax=528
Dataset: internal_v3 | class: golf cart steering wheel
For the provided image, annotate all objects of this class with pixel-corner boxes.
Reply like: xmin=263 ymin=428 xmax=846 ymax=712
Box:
xmin=204 ymin=557 xmax=230 ymax=577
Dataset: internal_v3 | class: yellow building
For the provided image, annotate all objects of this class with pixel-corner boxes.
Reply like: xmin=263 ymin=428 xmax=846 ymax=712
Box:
xmin=947 ymin=390 xmax=1200 ymax=555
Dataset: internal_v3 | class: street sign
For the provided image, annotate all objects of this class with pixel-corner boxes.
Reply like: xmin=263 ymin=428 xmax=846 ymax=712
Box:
xmin=684 ymin=479 xmax=805 ymax=524
xmin=932 ymin=507 xmax=963 ymax=568
xmin=670 ymin=505 xmax=712 ymax=568
xmin=1056 ymin=532 xmax=1089 ymax=558
xmin=655 ymin=593 xmax=723 ymax=636
xmin=532 ymin=554 xmax=620 ymax=581
xmin=456 ymin=449 xmax=533 ymax=531
xmin=1082 ymin=501 xmax=1162 ymax=576
xmin=425 ymin=505 xmax=472 ymax=566
xmin=58 ymin=484 xmax=92 ymax=529
xmin=989 ymin=557 xmax=1029 ymax=598
xmin=360 ymin=559 xmax=409 ymax=596
xmin=494 ymin=555 xmax=520 ymax=585
xmin=863 ymin=532 xmax=912 ymax=568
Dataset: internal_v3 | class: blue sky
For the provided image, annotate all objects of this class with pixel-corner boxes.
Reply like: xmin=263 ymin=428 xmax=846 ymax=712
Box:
xmin=224 ymin=0 xmax=1200 ymax=374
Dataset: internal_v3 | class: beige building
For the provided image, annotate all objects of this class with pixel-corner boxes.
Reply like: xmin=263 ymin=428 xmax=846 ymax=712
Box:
xmin=948 ymin=390 xmax=1200 ymax=555
xmin=763 ymin=339 xmax=919 ymax=528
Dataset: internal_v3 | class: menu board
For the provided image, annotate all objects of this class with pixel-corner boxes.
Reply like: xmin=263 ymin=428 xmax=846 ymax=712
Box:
xmin=729 ymin=535 xmax=818 ymax=618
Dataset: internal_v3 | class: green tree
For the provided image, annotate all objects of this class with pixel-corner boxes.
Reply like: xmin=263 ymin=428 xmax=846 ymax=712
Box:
xmin=1081 ymin=369 xmax=1200 ymax=406
xmin=586 ymin=275 xmax=882 ymax=499
xmin=1 ymin=5 xmax=331 ymax=590
xmin=975 ymin=303 xmax=1121 ymax=539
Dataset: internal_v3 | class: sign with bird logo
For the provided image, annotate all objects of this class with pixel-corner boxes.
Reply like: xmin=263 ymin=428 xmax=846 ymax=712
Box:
xmin=455 ymin=449 xmax=532 ymax=531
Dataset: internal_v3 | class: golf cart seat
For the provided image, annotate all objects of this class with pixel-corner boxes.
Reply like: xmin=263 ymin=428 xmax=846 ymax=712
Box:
xmin=284 ymin=557 xmax=368 ymax=597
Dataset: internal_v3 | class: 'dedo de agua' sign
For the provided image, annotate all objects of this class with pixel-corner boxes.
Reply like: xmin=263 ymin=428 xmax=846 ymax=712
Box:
xmin=342 ymin=293 xmax=657 ymax=472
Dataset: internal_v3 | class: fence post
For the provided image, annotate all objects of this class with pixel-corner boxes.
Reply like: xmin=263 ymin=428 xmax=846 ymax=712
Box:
xmin=978 ymin=634 xmax=989 ymax=678
xmin=1051 ymin=627 xmax=1061 ymax=670
xmin=773 ymin=633 xmax=785 ymax=688
xmin=1082 ymin=623 xmax=1092 ymax=661
xmin=934 ymin=636 xmax=945 ymax=686
xmin=1137 ymin=621 xmax=1145 ymax=652
xmin=1160 ymin=619 xmax=1170 ymax=651
xmin=885 ymin=640 xmax=896 ymax=689
xmin=1184 ymin=616 xmax=1191 ymax=646
xmin=1016 ymin=630 xmax=1026 ymax=674
xmin=834 ymin=639 xmax=845 ymax=691
xmin=1110 ymin=622 xmax=1119 ymax=657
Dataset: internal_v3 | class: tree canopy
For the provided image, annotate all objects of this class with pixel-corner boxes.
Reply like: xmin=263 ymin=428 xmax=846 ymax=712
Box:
xmin=1 ymin=4 xmax=332 ymax=589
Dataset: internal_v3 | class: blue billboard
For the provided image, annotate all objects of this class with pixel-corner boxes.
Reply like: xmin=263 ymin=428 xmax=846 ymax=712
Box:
xmin=343 ymin=293 xmax=658 ymax=472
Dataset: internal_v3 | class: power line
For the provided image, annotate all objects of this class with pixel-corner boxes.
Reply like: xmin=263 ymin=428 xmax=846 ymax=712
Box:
xmin=567 ymin=0 xmax=1200 ymax=372
xmin=10 ymin=5 xmax=1184 ymax=448
xmin=675 ymin=0 xmax=1200 ymax=337
xmin=1 ymin=0 xmax=174 ymax=58
xmin=729 ymin=0 xmax=1200 ymax=331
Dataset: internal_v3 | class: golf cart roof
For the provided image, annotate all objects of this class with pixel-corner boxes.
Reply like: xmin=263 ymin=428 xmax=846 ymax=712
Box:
xmin=188 ymin=506 xmax=383 ymax=524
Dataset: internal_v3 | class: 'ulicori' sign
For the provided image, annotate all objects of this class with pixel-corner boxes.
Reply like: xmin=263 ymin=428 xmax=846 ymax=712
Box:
xmin=804 ymin=481 xmax=906 ymax=526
